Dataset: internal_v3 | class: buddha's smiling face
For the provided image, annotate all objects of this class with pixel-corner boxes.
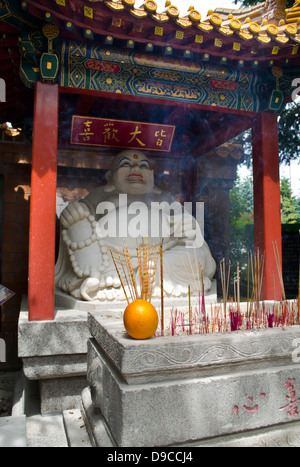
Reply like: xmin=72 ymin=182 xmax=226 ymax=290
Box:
xmin=110 ymin=150 xmax=154 ymax=195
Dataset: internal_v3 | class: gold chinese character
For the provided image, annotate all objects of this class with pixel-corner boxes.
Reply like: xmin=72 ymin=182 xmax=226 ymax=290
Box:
xmin=128 ymin=126 xmax=145 ymax=147
xmin=79 ymin=120 xmax=94 ymax=142
xmin=155 ymin=129 xmax=167 ymax=147
xmin=102 ymin=123 xmax=120 ymax=144
xmin=155 ymin=129 xmax=166 ymax=138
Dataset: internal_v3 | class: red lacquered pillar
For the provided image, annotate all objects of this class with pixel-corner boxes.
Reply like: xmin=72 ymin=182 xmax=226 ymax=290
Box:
xmin=252 ymin=112 xmax=282 ymax=300
xmin=28 ymin=82 xmax=59 ymax=320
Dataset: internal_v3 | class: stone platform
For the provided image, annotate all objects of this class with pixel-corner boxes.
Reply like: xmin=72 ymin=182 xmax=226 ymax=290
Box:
xmin=84 ymin=313 xmax=300 ymax=447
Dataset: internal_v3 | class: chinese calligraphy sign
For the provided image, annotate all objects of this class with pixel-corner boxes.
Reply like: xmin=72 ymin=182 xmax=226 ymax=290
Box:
xmin=279 ymin=378 xmax=300 ymax=418
xmin=232 ymin=393 xmax=266 ymax=415
xmin=70 ymin=116 xmax=175 ymax=152
xmin=232 ymin=377 xmax=300 ymax=420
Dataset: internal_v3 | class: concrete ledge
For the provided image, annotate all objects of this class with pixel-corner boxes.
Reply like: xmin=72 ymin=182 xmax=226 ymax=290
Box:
xmin=18 ymin=309 xmax=90 ymax=358
xmin=22 ymin=354 xmax=87 ymax=380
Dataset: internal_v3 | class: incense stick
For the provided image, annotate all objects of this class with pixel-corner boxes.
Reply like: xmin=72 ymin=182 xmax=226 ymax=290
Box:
xmin=124 ymin=241 xmax=139 ymax=300
xmin=273 ymin=241 xmax=286 ymax=300
xmin=110 ymin=249 xmax=130 ymax=304
xmin=188 ymin=284 xmax=191 ymax=334
xmin=149 ymin=243 xmax=159 ymax=302
xmin=118 ymin=248 xmax=135 ymax=302
xmin=136 ymin=242 xmax=143 ymax=299
xmin=160 ymin=239 xmax=164 ymax=336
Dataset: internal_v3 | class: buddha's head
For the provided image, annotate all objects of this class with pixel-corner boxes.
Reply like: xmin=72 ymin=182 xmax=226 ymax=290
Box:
xmin=105 ymin=150 xmax=155 ymax=195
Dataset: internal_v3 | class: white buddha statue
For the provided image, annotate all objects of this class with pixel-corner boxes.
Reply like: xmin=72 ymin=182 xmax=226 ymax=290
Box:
xmin=55 ymin=150 xmax=216 ymax=301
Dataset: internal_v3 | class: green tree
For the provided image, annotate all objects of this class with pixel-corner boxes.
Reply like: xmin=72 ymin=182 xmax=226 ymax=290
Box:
xmin=229 ymin=170 xmax=254 ymax=294
xmin=278 ymin=102 xmax=300 ymax=164
xmin=280 ymin=177 xmax=300 ymax=223
xmin=229 ymin=170 xmax=300 ymax=296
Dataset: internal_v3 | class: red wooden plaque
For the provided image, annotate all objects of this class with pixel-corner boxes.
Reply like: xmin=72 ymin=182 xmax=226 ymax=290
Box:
xmin=70 ymin=116 xmax=175 ymax=152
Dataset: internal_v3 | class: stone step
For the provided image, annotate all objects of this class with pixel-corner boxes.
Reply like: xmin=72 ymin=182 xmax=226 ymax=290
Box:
xmin=63 ymin=409 xmax=92 ymax=447
xmin=26 ymin=413 xmax=69 ymax=447
xmin=0 ymin=415 xmax=26 ymax=447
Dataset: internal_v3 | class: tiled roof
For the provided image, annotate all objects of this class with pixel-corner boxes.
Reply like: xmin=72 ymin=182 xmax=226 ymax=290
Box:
xmin=64 ymin=0 xmax=300 ymax=51
xmin=17 ymin=0 xmax=300 ymax=62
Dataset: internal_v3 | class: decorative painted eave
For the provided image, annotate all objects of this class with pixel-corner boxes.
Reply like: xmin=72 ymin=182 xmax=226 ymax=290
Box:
xmin=0 ymin=0 xmax=299 ymax=123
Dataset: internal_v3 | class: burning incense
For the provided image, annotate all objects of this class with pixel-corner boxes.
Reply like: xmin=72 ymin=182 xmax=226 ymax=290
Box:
xmin=149 ymin=243 xmax=159 ymax=302
xmin=160 ymin=239 xmax=164 ymax=336
xmin=111 ymin=239 xmax=161 ymax=304
xmin=110 ymin=249 xmax=130 ymax=304
xmin=116 ymin=248 xmax=135 ymax=302
xmin=123 ymin=241 xmax=139 ymax=300
xmin=220 ymin=258 xmax=230 ymax=322
xmin=188 ymin=285 xmax=192 ymax=334
xmin=136 ymin=243 xmax=143 ymax=297
xmin=273 ymin=241 xmax=286 ymax=301
xmin=237 ymin=263 xmax=240 ymax=313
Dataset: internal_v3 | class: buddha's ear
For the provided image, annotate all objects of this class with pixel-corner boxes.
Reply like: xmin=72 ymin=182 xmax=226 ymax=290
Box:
xmin=105 ymin=170 xmax=112 ymax=182
xmin=103 ymin=170 xmax=116 ymax=192
xmin=152 ymin=186 xmax=161 ymax=194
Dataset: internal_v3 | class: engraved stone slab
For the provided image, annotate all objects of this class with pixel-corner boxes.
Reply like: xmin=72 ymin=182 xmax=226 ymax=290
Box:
xmin=88 ymin=312 xmax=300 ymax=383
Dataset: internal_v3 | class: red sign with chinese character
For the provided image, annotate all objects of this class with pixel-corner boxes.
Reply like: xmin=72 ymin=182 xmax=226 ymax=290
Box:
xmin=70 ymin=116 xmax=175 ymax=152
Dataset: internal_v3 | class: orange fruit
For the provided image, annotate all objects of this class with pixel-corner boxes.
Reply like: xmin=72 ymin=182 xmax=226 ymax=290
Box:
xmin=124 ymin=299 xmax=158 ymax=340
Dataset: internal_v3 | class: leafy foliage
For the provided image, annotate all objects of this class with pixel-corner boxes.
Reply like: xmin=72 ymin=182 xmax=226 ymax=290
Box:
xmin=278 ymin=102 xmax=300 ymax=164
xmin=229 ymin=169 xmax=300 ymax=295
xmin=229 ymin=170 xmax=254 ymax=294
xmin=280 ymin=177 xmax=300 ymax=223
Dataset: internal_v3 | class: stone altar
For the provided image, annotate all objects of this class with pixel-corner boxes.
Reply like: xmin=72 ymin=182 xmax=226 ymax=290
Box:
xmin=82 ymin=312 xmax=300 ymax=447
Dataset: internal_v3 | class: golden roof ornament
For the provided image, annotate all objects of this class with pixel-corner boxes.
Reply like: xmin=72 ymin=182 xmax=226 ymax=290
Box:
xmin=188 ymin=6 xmax=201 ymax=22
xmin=122 ymin=0 xmax=135 ymax=8
xmin=166 ymin=4 xmax=180 ymax=18
xmin=144 ymin=0 xmax=157 ymax=13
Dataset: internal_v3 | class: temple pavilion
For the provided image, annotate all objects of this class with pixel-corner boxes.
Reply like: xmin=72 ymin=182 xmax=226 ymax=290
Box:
xmin=0 ymin=0 xmax=299 ymax=366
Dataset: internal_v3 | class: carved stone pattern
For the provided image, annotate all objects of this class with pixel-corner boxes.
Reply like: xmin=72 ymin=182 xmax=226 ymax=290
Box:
xmin=125 ymin=335 xmax=296 ymax=371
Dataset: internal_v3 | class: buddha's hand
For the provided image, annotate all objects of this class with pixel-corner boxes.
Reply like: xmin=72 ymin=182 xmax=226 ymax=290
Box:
xmin=60 ymin=201 xmax=91 ymax=228
xmin=80 ymin=274 xmax=121 ymax=301
xmin=80 ymin=277 xmax=101 ymax=301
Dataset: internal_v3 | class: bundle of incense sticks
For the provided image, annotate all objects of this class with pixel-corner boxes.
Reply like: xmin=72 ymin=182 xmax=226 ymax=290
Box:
xmin=161 ymin=298 xmax=300 ymax=338
xmin=220 ymin=258 xmax=230 ymax=323
xmin=160 ymin=239 xmax=164 ymax=336
xmin=272 ymin=241 xmax=286 ymax=301
xmin=110 ymin=238 xmax=160 ymax=304
xmin=180 ymin=251 xmax=205 ymax=303
xmin=243 ymin=249 xmax=265 ymax=323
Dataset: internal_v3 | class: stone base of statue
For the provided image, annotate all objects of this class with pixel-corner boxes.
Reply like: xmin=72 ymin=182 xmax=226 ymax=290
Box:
xmin=54 ymin=280 xmax=217 ymax=311
xmin=82 ymin=312 xmax=300 ymax=447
